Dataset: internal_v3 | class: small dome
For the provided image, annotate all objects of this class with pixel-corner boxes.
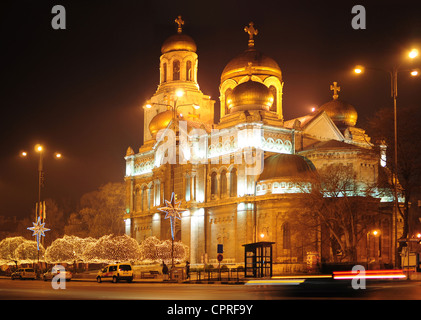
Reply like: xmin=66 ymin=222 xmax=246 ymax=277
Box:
xmin=258 ymin=154 xmax=316 ymax=182
xmin=161 ymin=33 xmax=197 ymax=54
xmin=149 ymin=110 xmax=173 ymax=138
xmin=227 ymin=79 xmax=273 ymax=112
xmin=319 ymin=99 xmax=358 ymax=128
xmin=221 ymin=48 xmax=282 ymax=83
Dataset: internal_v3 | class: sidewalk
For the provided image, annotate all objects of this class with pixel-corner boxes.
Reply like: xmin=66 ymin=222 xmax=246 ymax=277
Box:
xmin=71 ymin=272 xmax=246 ymax=284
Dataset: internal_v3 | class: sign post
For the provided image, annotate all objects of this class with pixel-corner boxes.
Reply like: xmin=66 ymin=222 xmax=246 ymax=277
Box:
xmin=217 ymin=244 xmax=223 ymax=280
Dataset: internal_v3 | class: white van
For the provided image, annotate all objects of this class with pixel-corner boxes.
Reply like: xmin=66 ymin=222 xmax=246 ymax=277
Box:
xmin=96 ymin=263 xmax=133 ymax=283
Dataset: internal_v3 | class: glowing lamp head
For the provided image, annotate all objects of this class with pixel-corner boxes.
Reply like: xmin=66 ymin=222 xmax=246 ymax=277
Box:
xmin=21 ymin=151 xmax=27 ymax=157
xmin=354 ymin=66 xmax=364 ymax=74
xmin=372 ymin=230 xmax=379 ymax=236
xmin=410 ymin=70 xmax=419 ymax=77
xmin=35 ymin=144 xmax=43 ymax=152
xmin=193 ymin=104 xmax=200 ymax=110
xmin=416 ymin=233 xmax=421 ymax=239
xmin=409 ymin=48 xmax=419 ymax=59
xmin=55 ymin=153 xmax=62 ymax=159
xmin=144 ymin=104 xmax=152 ymax=109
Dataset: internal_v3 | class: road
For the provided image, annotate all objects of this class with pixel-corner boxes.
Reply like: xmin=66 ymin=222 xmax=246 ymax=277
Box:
xmin=1 ymin=278 xmax=421 ymax=300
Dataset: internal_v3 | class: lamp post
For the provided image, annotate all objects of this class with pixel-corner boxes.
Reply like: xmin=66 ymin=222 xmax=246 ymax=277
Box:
xmin=21 ymin=145 xmax=62 ymax=222
xmin=354 ymin=48 xmax=419 ymax=267
xmin=366 ymin=230 xmax=380 ymax=270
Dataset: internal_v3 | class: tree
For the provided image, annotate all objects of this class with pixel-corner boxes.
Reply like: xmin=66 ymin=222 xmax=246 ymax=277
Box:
xmin=139 ymin=236 xmax=189 ymax=264
xmin=0 ymin=236 xmax=27 ymax=264
xmin=43 ymin=198 xmax=65 ymax=246
xmin=82 ymin=234 xmax=141 ymax=264
xmin=366 ymin=105 xmax=421 ymax=257
xmin=64 ymin=182 xmax=125 ymax=238
xmin=45 ymin=235 xmax=97 ymax=264
xmin=139 ymin=236 xmax=161 ymax=262
xmin=296 ymin=164 xmax=380 ymax=262
xmin=14 ymin=240 xmax=45 ymax=263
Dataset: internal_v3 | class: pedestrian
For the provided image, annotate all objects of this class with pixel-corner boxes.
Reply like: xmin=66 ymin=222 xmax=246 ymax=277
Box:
xmin=162 ymin=261 xmax=169 ymax=281
xmin=185 ymin=261 xmax=190 ymax=279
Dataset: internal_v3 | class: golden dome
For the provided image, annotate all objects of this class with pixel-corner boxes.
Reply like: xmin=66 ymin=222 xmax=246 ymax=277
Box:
xmin=221 ymin=48 xmax=282 ymax=83
xmin=149 ymin=110 xmax=173 ymax=138
xmin=259 ymin=154 xmax=316 ymax=182
xmin=161 ymin=33 xmax=197 ymax=54
xmin=319 ymin=99 xmax=358 ymax=128
xmin=227 ymin=79 xmax=273 ymax=113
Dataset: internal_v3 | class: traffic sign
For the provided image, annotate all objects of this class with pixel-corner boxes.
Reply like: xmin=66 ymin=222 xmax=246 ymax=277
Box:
xmin=217 ymin=254 xmax=223 ymax=262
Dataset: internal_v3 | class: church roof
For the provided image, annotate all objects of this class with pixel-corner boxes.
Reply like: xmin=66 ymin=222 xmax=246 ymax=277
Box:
xmin=302 ymin=139 xmax=366 ymax=152
xmin=258 ymin=153 xmax=316 ymax=182
xmin=161 ymin=15 xmax=197 ymax=54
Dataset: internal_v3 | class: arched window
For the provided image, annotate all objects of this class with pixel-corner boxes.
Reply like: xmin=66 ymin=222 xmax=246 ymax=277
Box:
xmin=147 ymin=185 xmax=153 ymax=211
xmin=211 ymin=171 xmax=218 ymax=198
xmin=154 ymin=180 xmax=161 ymax=206
xmin=162 ymin=63 xmax=167 ymax=82
xmin=224 ymin=88 xmax=232 ymax=115
xmin=282 ymin=222 xmax=291 ymax=250
xmin=220 ymin=170 xmax=227 ymax=197
xmin=141 ymin=186 xmax=147 ymax=212
xmin=269 ymin=85 xmax=277 ymax=113
xmin=173 ymin=60 xmax=180 ymax=80
xmin=186 ymin=60 xmax=192 ymax=81
xmin=134 ymin=187 xmax=141 ymax=212
xmin=230 ymin=168 xmax=237 ymax=197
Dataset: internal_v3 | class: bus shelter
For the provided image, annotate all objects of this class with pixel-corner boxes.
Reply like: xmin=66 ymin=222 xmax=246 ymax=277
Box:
xmin=243 ymin=242 xmax=275 ymax=278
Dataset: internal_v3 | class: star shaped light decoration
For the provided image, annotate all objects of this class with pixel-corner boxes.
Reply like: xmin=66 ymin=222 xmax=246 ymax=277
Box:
xmin=27 ymin=216 xmax=50 ymax=250
xmin=158 ymin=192 xmax=186 ymax=240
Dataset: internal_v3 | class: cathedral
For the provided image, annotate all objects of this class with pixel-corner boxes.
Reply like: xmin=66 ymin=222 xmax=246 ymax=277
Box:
xmin=123 ymin=17 xmax=394 ymax=270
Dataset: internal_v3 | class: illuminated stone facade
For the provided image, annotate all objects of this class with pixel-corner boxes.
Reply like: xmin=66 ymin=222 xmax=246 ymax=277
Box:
xmin=124 ymin=18 xmax=393 ymax=268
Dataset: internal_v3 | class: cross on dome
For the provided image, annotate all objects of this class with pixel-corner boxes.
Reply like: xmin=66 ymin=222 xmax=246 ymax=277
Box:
xmin=175 ymin=15 xmax=184 ymax=34
xmin=244 ymin=22 xmax=258 ymax=48
xmin=330 ymin=81 xmax=341 ymax=100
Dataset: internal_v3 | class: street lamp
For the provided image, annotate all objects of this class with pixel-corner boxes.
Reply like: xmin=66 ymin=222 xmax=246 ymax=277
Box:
xmin=366 ymin=230 xmax=380 ymax=270
xmin=21 ymin=144 xmax=62 ymax=222
xmin=408 ymin=48 xmax=419 ymax=59
xmin=353 ymin=48 xmax=419 ymax=267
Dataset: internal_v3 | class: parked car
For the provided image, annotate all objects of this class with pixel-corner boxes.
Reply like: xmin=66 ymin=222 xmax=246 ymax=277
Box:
xmin=11 ymin=268 xmax=36 ymax=280
xmin=97 ymin=263 xmax=133 ymax=283
xmin=43 ymin=266 xmax=72 ymax=281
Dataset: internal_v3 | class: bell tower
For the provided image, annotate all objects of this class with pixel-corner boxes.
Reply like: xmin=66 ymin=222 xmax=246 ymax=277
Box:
xmin=142 ymin=17 xmax=215 ymax=143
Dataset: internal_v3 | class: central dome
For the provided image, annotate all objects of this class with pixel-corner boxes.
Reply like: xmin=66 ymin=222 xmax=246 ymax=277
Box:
xmin=221 ymin=48 xmax=282 ymax=83
xmin=161 ymin=33 xmax=197 ymax=54
xmin=227 ymin=79 xmax=273 ymax=112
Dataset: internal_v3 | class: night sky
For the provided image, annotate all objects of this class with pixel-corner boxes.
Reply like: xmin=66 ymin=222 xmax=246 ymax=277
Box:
xmin=1 ymin=0 xmax=420 ymax=219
